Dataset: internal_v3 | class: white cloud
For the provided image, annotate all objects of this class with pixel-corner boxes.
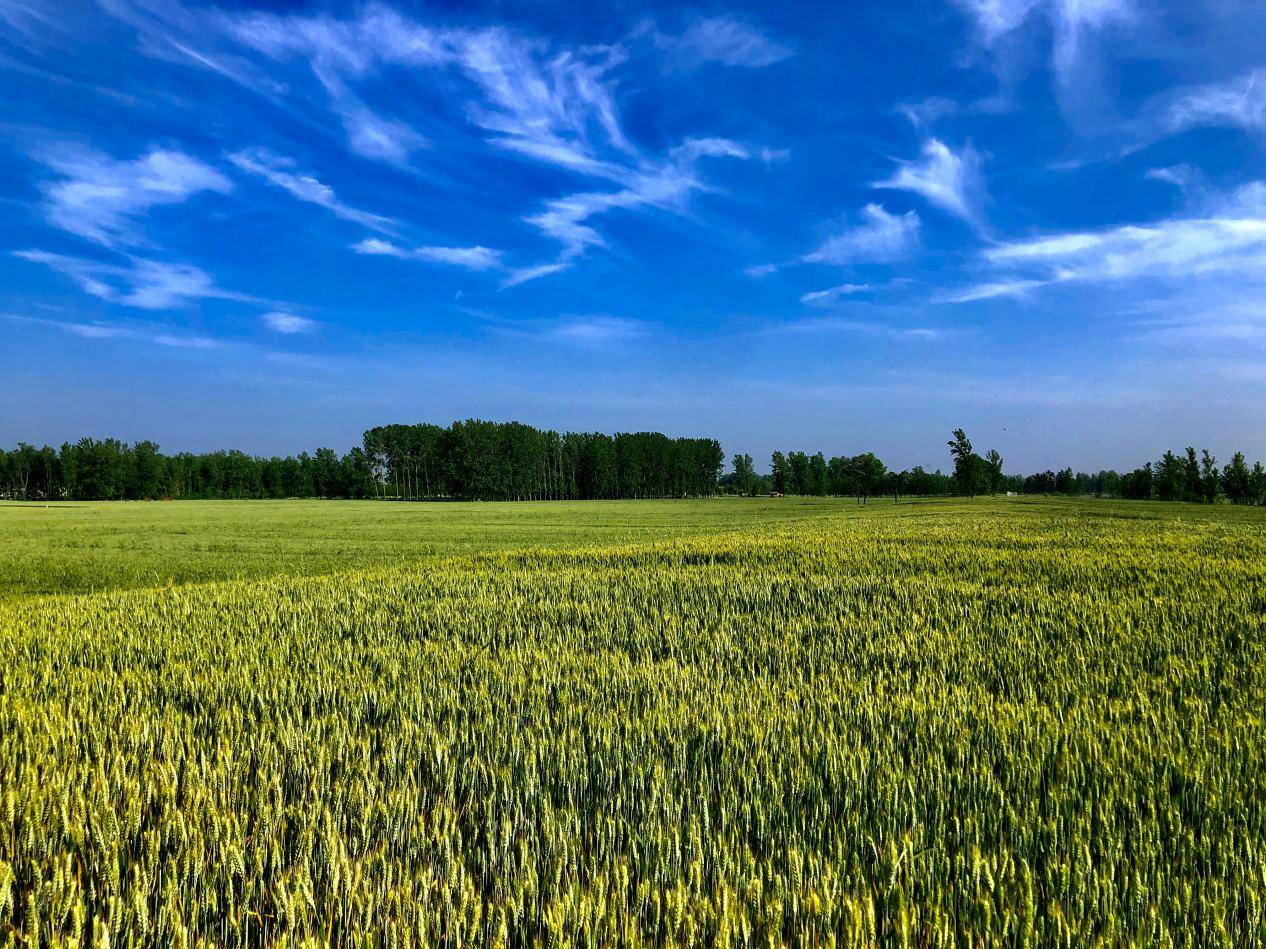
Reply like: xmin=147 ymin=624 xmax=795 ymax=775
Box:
xmin=226 ymin=8 xmax=440 ymax=166
xmin=954 ymin=0 xmax=1043 ymax=43
xmin=744 ymin=263 xmax=779 ymax=278
xmin=227 ymin=5 xmax=445 ymax=72
xmin=453 ymin=26 xmax=630 ymax=177
xmin=803 ymin=204 xmax=921 ymax=265
xmin=770 ymin=317 xmax=946 ymax=341
xmin=984 ymin=218 xmax=1266 ymax=280
xmin=943 ymin=184 xmax=1266 ymax=303
xmin=874 ymin=139 xmax=985 ymax=228
xmin=32 ymin=144 xmax=232 ymax=247
xmin=6 ymin=315 xmax=130 ymax=339
xmin=512 ymin=137 xmax=751 ymax=282
xmin=1162 ymin=68 xmax=1266 ymax=135
xmin=897 ymin=96 xmax=959 ymax=128
xmin=1145 ymin=164 xmax=1201 ymax=192
xmin=262 ymin=311 xmax=318 ymax=333
xmin=100 ymin=6 xmax=760 ymax=284
xmin=226 ymin=7 xmax=630 ymax=177
xmin=13 ymin=250 xmax=254 ymax=310
xmin=483 ymin=313 xmax=650 ymax=345
xmin=653 ymin=14 xmax=794 ymax=69
xmin=550 ymin=316 xmax=648 ymax=346
xmin=342 ymin=97 xmax=429 ymax=165
xmin=351 ymin=237 xmax=404 ymax=257
xmin=522 ymin=193 xmax=618 ymax=260
xmin=351 ymin=238 xmax=501 ymax=271
xmin=800 ymin=283 xmax=872 ymax=305
xmin=152 ymin=333 xmax=217 ymax=348
xmin=954 ymin=0 xmax=1134 ymax=109
xmin=956 ymin=1 xmax=1135 ymax=66
xmin=227 ymin=148 xmax=397 ymax=231
xmin=7 ymin=314 xmax=218 ymax=348
xmin=1049 ymin=0 xmax=1134 ymax=92
xmin=938 ymin=278 xmax=1051 ymax=303
xmin=670 ymin=137 xmax=750 ymax=163
xmin=500 ymin=262 xmax=571 ymax=288
xmin=413 ymin=246 xmax=501 ymax=270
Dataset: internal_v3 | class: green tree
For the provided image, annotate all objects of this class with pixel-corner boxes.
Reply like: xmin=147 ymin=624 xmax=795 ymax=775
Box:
xmin=808 ymin=452 xmax=829 ymax=497
xmin=1199 ymin=449 xmax=1219 ymax=503
xmin=1251 ymin=462 xmax=1266 ymax=505
xmin=1055 ymin=467 xmax=1075 ymax=495
xmin=853 ymin=452 xmax=887 ymax=502
xmin=1183 ymin=447 xmax=1203 ymax=502
xmin=985 ymin=449 xmax=1004 ymax=495
xmin=731 ymin=453 xmax=757 ymax=497
xmin=1221 ymin=452 xmax=1252 ymax=504
xmin=127 ymin=440 xmax=165 ymax=499
xmin=770 ymin=451 xmax=788 ymax=494
xmin=947 ymin=429 xmax=984 ymax=496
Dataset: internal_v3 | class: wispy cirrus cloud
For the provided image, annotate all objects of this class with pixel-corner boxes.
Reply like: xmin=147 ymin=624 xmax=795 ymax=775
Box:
xmin=1146 ymin=163 xmax=1202 ymax=192
xmin=985 ymin=216 xmax=1266 ymax=282
xmin=955 ymin=0 xmax=1134 ymax=79
xmin=1092 ymin=68 xmax=1266 ymax=158
xmin=1160 ymin=67 xmax=1266 ymax=135
xmin=936 ymin=277 xmax=1050 ymax=303
xmin=30 ymin=144 xmax=232 ymax=247
xmin=454 ymin=26 xmax=631 ymax=176
xmin=223 ymin=5 xmax=628 ymax=177
xmin=651 ymin=14 xmax=794 ymax=69
xmin=953 ymin=0 xmax=1044 ymax=43
xmin=803 ymin=204 xmax=920 ymax=265
xmin=352 ymin=237 xmax=501 ymax=271
xmin=768 ymin=316 xmax=947 ymax=341
xmin=13 ymin=250 xmax=256 ymax=310
xmin=7 ymin=313 xmax=218 ymax=348
xmin=550 ymin=315 xmax=649 ymax=346
xmin=203 ymin=5 xmax=759 ymax=284
xmin=940 ymin=181 xmax=1266 ymax=303
xmin=744 ymin=263 xmax=779 ymax=278
xmin=224 ymin=5 xmax=439 ymax=166
xmin=799 ymin=283 xmax=872 ymax=305
xmin=227 ymin=148 xmax=397 ymax=232
xmin=897 ymin=96 xmax=959 ymax=128
xmin=953 ymin=0 xmax=1135 ymax=120
xmin=261 ymin=310 xmax=318 ymax=333
xmin=482 ymin=312 xmax=651 ymax=347
xmin=874 ymin=138 xmax=985 ymax=229
xmin=506 ymin=137 xmax=752 ymax=284
xmin=499 ymin=262 xmax=570 ymax=289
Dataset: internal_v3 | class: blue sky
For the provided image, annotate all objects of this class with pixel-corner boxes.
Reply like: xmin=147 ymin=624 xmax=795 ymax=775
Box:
xmin=3 ymin=0 xmax=1265 ymax=471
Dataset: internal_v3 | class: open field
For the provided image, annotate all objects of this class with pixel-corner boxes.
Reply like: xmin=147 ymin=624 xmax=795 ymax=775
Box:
xmin=2 ymin=498 xmax=1265 ymax=944
xmin=5 ymin=495 xmax=1262 ymax=602
xmin=0 ymin=497 xmax=856 ymax=601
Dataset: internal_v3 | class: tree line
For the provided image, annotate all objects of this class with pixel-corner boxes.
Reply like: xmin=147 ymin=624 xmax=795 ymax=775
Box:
xmin=723 ymin=451 xmax=959 ymax=500
xmin=738 ymin=429 xmax=1266 ymax=505
xmin=722 ymin=430 xmax=1005 ymax=501
xmin=1019 ymin=448 xmax=1266 ymax=505
xmin=0 ymin=421 xmax=724 ymax=501
xmin=3 ymin=423 xmax=1263 ymax=504
xmin=362 ymin=422 xmax=724 ymax=501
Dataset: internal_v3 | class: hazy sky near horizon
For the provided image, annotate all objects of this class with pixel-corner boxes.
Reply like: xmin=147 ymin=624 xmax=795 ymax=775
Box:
xmin=3 ymin=0 xmax=1266 ymax=472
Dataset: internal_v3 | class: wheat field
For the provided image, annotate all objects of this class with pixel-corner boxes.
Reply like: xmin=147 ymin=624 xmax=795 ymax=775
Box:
xmin=1 ymin=498 xmax=1264 ymax=945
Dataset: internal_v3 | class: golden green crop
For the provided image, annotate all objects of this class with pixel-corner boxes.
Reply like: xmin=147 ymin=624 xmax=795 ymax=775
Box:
xmin=1 ymin=500 xmax=1264 ymax=945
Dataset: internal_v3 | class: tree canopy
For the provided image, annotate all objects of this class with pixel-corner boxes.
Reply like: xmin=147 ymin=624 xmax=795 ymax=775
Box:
xmin=3 ymin=425 xmax=1264 ymax=506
